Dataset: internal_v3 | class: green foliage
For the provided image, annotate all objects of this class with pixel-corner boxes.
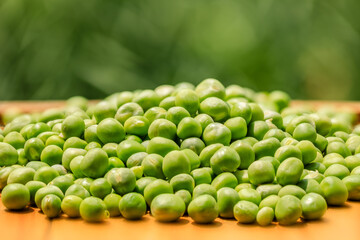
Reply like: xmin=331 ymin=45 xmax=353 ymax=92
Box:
xmin=0 ymin=0 xmax=359 ymax=100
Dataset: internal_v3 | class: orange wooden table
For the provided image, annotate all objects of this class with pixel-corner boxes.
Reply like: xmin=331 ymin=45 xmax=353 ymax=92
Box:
xmin=1 ymin=200 xmax=360 ymax=240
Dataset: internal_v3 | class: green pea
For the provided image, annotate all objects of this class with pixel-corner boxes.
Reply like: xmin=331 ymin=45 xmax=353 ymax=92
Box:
xmin=182 ymin=149 xmax=201 ymax=170
xmin=249 ymin=103 xmax=264 ymax=122
xmin=275 ymin=195 xmax=302 ymax=225
xmin=248 ymin=160 xmax=275 ymax=186
xmin=140 ymin=154 xmax=165 ymax=179
xmin=324 ymin=164 xmax=350 ymax=179
xmin=314 ymin=134 xmax=328 ymax=152
xmin=146 ymin=137 xmax=179 ymax=157
xmin=34 ymin=166 xmax=59 ymax=184
xmin=195 ymin=78 xmax=225 ymax=101
xmin=256 ymin=206 xmax=274 ymax=226
xmin=193 ymin=184 xmax=217 ymax=200
xmin=102 ymin=143 xmax=118 ymax=158
xmin=61 ymin=115 xmax=85 ymax=139
xmin=51 ymin=164 xmax=67 ymax=176
xmin=259 ymin=195 xmax=279 ymax=210
xmin=342 ymin=175 xmax=360 ymax=200
xmin=80 ymin=197 xmax=109 ymax=222
xmin=170 ymin=173 xmax=195 ymax=193
xmin=276 ymin=157 xmax=304 ymax=186
xmin=103 ymin=193 xmax=122 ymax=217
xmin=320 ymin=176 xmax=348 ymax=205
xmin=26 ymin=161 xmax=49 ymax=171
xmin=278 ymin=185 xmax=306 ymax=199
xmin=124 ymin=116 xmax=149 ymax=137
xmin=24 ymin=138 xmax=44 ymax=161
xmin=305 ymin=162 xmax=326 ymax=174
xmin=256 ymin=184 xmax=282 ymax=199
xmin=163 ymin=150 xmax=191 ymax=179
xmin=3 ymin=132 xmax=25 ymax=149
xmin=40 ymin=145 xmax=63 ymax=166
xmin=61 ymin=148 xmax=86 ymax=171
xmin=85 ymin=142 xmax=101 ymax=151
xmin=345 ymin=155 xmax=360 ymax=171
xmin=166 ymin=106 xmax=191 ymax=126
xmin=351 ymin=166 xmax=360 ymax=175
xmin=323 ymin=153 xmax=347 ymax=168
xmin=65 ymin=184 xmax=90 ymax=199
xmin=117 ymin=140 xmax=146 ymax=163
xmin=61 ymin=195 xmax=83 ymax=218
xmin=84 ymin=125 xmax=101 ymax=144
xmin=7 ymin=167 xmax=35 ymax=185
xmin=187 ymin=194 xmax=218 ymax=224
xmin=49 ymin=175 xmax=74 ymax=194
xmin=224 ymin=117 xmax=247 ymax=140
xmin=235 ymin=183 xmax=255 ymax=192
xmin=247 ymin=121 xmax=269 ymax=140
xmin=126 ymin=152 xmax=147 ymax=168
xmin=191 ymin=168 xmax=212 ymax=185
xmin=41 ymin=194 xmax=62 ymax=218
xmin=133 ymin=89 xmax=160 ymax=112
xmin=293 ymin=123 xmax=317 ymax=142
xmin=0 ymin=166 xmax=15 ymax=190
xmin=63 ymin=137 xmax=87 ymax=150
xmin=310 ymin=114 xmax=332 ymax=136
xmin=199 ymin=144 xmax=223 ymax=167
xmin=253 ymin=138 xmax=281 ymax=160
xmin=230 ymin=141 xmax=255 ymax=169
xmin=286 ymin=116 xmax=315 ymax=135
xmin=27 ymin=122 xmax=52 ymax=139
xmin=281 ymin=137 xmax=299 ymax=146
xmin=234 ymin=170 xmax=250 ymax=184
xmin=35 ymin=185 xmax=64 ymax=209
xmin=159 ymin=96 xmax=176 ymax=110
xmin=177 ymin=117 xmax=202 ymax=139
xmin=233 ymin=200 xmax=259 ymax=223
xmin=274 ymin=145 xmax=302 ymax=163
xmin=264 ymin=110 xmax=284 ymax=129
xmin=115 ymin=102 xmax=144 ymax=125
xmin=150 ymin=193 xmax=185 ymax=222
xmin=144 ymin=107 xmax=167 ymax=123
xmin=80 ymin=148 xmax=108 ymax=178
xmin=175 ymin=89 xmax=200 ymax=115
xmin=148 ymin=119 xmax=177 ymax=140
xmin=199 ymin=97 xmax=230 ymax=122
xmin=301 ymin=193 xmax=327 ymax=220
xmin=96 ymin=118 xmax=125 ymax=144
xmin=238 ymin=188 xmax=261 ymax=206
xmin=93 ymin=101 xmax=117 ymax=123
xmin=297 ymin=179 xmax=324 ymax=196
xmin=263 ymin=129 xmax=286 ymax=142
xmin=25 ymin=180 xmax=46 ymax=205
xmin=175 ymin=190 xmax=192 ymax=209
xmin=119 ymin=192 xmax=147 ymax=220
xmin=89 ymin=178 xmax=112 ymax=199
xmin=230 ymin=102 xmax=252 ymax=124
xmin=194 ymin=114 xmax=214 ymax=131
xmin=326 ymin=141 xmax=351 ymax=158
xmin=211 ymin=172 xmax=238 ymax=191
xmin=17 ymin=148 xmax=28 ymax=166
xmin=203 ymin=123 xmax=231 ymax=146
xmin=37 ymin=131 xmax=58 ymax=144
xmin=345 ymin=135 xmax=360 ymax=154
xmin=215 ymin=187 xmax=239 ymax=218
xmin=210 ymin=146 xmax=240 ymax=175
xmin=1 ymin=183 xmax=30 ymax=210
xmin=106 ymin=168 xmax=136 ymax=195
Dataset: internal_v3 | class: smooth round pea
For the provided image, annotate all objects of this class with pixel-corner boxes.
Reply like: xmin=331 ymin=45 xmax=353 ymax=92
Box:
xmin=65 ymin=183 xmax=90 ymax=199
xmin=124 ymin=116 xmax=149 ymax=137
xmin=211 ymin=172 xmax=238 ymax=191
xmin=34 ymin=166 xmax=59 ymax=184
xmin=3 ymin=131 xmax=25 ymax=149
xmin=106 ymin=168 xmax=136 ymax=195
xmin=234 ymin=170 xmax=250 ymax=184
xmin=256 ymin=207 xmax=274 ymax=226
xmin=275 ymin=195 xmax=302 ymax=225
xmin=230 ymin=102 xmax=252 ymax=124
xmin=144 ymin=179 xmax=173 ymax=205
xmin=230 ymin=141 xmax=255 ymax=170
xmin=182 ymin=149 xmax=201 ymax=170
xmin=41 ymin=194 xmax=62 ymax=218
xmin=159 ymin=96 xmax=175 ymax=110
xmin=256 ymin=184 xmax=282 ymax=199
xmin=276 ymin=157 xmax=304 ymax=186
xmin=238 ymin=188 xmax=261 ymax=206
xmin=119 ymin=192 xmax=147 ymax=220
xmin=80 ymin=148 xmax=108 ymax=178
xmin=233 ymin=200 xmax=259 ymax=223
xmin=194 ymin=114 xmax=214 ymax=131
xmin=224 ymin=117 xmax=247 ymax=140
xmin=61 ymin=115 xmax=85 ymax=139
xmin=259 ymin=195 xmax=280 ymax=210
xmin=293 ymin=123 xmax=317 ymax=142
xmin=40 ymin=145 xmax=63 ymax=166
xmin=195 ymin=78 xmax=225 ymax=101
xmin=193 ymin=184 xmax=217 ymax=200
xmin=144 ymin=107 xmax=167 ymax=123
xmin=61 ymin=148 xmax=87 ymax=171
xmin=174 ymin=190 xmax=192 ymax=208
xmin=199 ymin=144 xmax=223 ymax=167
xmin=170 ymin=174 xmax=195 ymax=193
xmin=326 ymin=141 xmax=351 ymax=158
xmin=278 ymin=185 xmax=306 ymax=199
xmin=163 ymin=150 xmax=191 ymax=179
xmin=166 ymin=107 xmax=190 ymax=126
xmin=115 ymin=102 xmax=144 ymax=125
xmin=141 ymin=154 xmax=165 ymax=179
xmin=188 ymin=194 xmax=218 ymax=224
xmin=97 ymin=118 xmax=125 ymax=144
xmin=253 ymin=138 xmax=281 ymax=160
xmin=146 ymin=137 xmax=179 ymax=157
xmin=191 ymin=168 xmax=212 ymax=185
xmin=203 ymin=123 xmax=231 ymax=146
xmin=7 ymin=167 xmax=35 ymax=185
xmin=25 ymin=180 xmax=46 ymax=205
xmin=301 ymin=193 xmax=327 ymax=220
xmin=84 ymin=125 xmax=101 ymax=144
xmin=133 ymin=89 xmax=160 ymax=112
xmin=27 ymin=122 xmax=51 ymax=139
xmin=61 ymin=195 xmax=83 ymax=218
xmin=89 ymin=178 xmax=112 ymax=199
xmin=345 ymin=155 xmax=360 ymax=172
xmin=342 ymin=175 xmax=360 ymax=200
xmin=24 ymin=138 xmax=44 ymax=161
xmin=297 ymin=179 xmax=324 ymax=196
xmin=80 ymin=197 xmax=109 ymax=222
xmin=320 ymin=176 xmax=348 ymax=205
xmin=249 ymin=103 xmax=264 ymax=122
xmin=210 ymin=147 xmax=240 ymax=175
xmin=93 ymin=101 xmax=117 ymax=123
xmin=49 ymin=175 xmax=74 ymax=194
xmin=247 ymin=121 xmax=269 ymax=140
xmin=275 ymin=145 xmax=302 ymax=163
xmin=117 ymin=140 xmax=146 ymax=163
xmin=248 ymin=160 xmax=275 ymax=186
xmin=150 ymin=194 xmax=185 ymax=222
xmin=297 ymin=140 xmax=317 ymax=165
xmin=177 ymin=117 xmax=202 ymax=139
xmin=63 ymin=136 xmax=87 ymax=150
xmin=1 ymin=183 xmax=30 ymax=210
xmin=103 ymin=193 xmax=122 ymax=217
xmin=324 ymin=164 xmax=350 ymax=179
xmin=175 ymin=89 xmax=199 ymax=115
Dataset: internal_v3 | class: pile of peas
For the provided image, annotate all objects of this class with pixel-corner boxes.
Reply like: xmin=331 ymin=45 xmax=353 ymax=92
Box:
xmin=1 ymin=78 xmax=360 ymax=225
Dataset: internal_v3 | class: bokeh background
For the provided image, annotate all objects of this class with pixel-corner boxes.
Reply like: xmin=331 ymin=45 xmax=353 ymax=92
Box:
xmin=0 ymin=0 xmax=359 ymax=101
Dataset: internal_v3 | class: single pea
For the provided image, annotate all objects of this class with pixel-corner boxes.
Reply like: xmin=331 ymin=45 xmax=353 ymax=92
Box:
xmin=34 ymin=185 xmax=64 ymax=209
xmin=248 ymin=160 xmax=275 ymax=186
xmin=3 ymin=131 xmax=25 ymax=149
xmin=253 ymin=138 xmax=281 ymax=160
xmin=199 ymin=144 xmax=223 ymax=167
xmin=1 ymin=183 xmax=30 ymax=210
xmin=61 ymin=115 xmax=85 ymax=139
xmin=103 ymin=193 xmax=122 ymax=217
xmin=297 ymin=179 xmax=324 ymax=196
xmin=159 ymin=96 xmax=176 ymax=110
xmin=126 ymin=152 xmax=148 ymax=168
xmin=80 ymin=197 xmax=109 ymax=222
xmin=263 ymin=129 xmax=286 ymax=142
xmin=61 ymin=195 xmax=83 ymax=218
xmin=74 ymin=178 xmax=93 ymax=192
xmin=96 ymin=118 xmax=125 ymax=144
xmin=191 ymin=168 xmax=212 ymax=185
xmin=203 ymin=123 xmax=231 ymax=146
xmin=135 ymin=177 xmax=156 ymax=195
xmin=115 ymin=102 xmax=144 ymax=125
xmin=69 ymin=156 xmax=85 ymax=178
xmin=235 ymin=183 xmax=255 ymax=192
xmin=170 ymin=173 xmax=195 ymax=193
xmin=133 ymin=89 xmax=161 ymax=112
xmin=274 ymin=145 xmax=302 ymax=163
xmin=106 ymin=168 xmax=136 ymax=195
xmin=230 ymin=102 xmax=252 ymax=124
xmin=124 ymin=116 xmax=150 ymax=137
xmin=102 ymin=143 xmax=118 ymax=158
xmin=63 ymin=136 xmax=87 ymax=150
xmin=256 ymin=207 xmax=274 ymax=226
xmin=26 ymin=161 xmax=49 ymax=171
xmin=238 ymin=188 xmax=261 ymax=206
xmin=281 ymin=137 xmax=299 ymax=146
xmin=166 ymin=106 xmax=191 ymax=126
xmin=342 ymin=175 xmax=360 ymax=200
xmin=326 ymin=141 xmax=351 ymax=158
xmin=27 ymin=122 xmax=52 ymax=139
xmin=230 ymin=141 xmax=255 ymax=170
xmin=320 ymin=176 xmax=348 ymax=205
xmin=117 ymin=140 xmax=146 ymax=163
xmin=344 ymin=155 xmax=360 ymax=171
xmin=130 ymin=166 xmax=143 ymax=179
xmin=211 ymin=172 xmax=238 ymax=191
xmin=199 ymin=97 xmax=230 ymax=122
xmin=93 ymin=101 xmax=117 ymax=123
xmin=323 ymin=153 xmax=347 ymax=168
xmin=314 ymin=134 xmax=328 ymax=152
xmin=233 ymin=200 xmax=259 ymax=224
xmin=40 ymin=145 xmax=63 ymax=166
xmin=301 ymin=193 xmax=327 ymax=220
xmin=296 ymin=140 xmax=317 ymax=165
xmin=182 ymin=149 xmax=201 ymax=170
xmin=345 ymin=135 xmax=360 ymax=154
xmin=84 ymin=125 xmax=101 ymax=144
xmin=275 ymin=195 xmax=302 ymax=225
xmin=175 ymin=89 xmax=200 ymax=115
xmin=144 ymin=107 xmax=167 ymax=124
xmin=293 ymin=123 xmax=317 ymax=142
xmin=234 ymin=170 xmax=250 ymax=184
xmin=25 ymin=180 xmax=46 ymax=205
xmin=256 ymin=184 xmax=282 ymax=199
xmin=85 ymin=141 xmax=101 ymax=151
xmin=259 ymin=195 xmax=280 ymax=210
xmin=17 ymin=148 xmax=28 ymax=166
xmin=210 ymin=146 xmax=240 ymax=175
xmin=177 ymin=117 xmax=202 ymax=139
xmin=193 ymin=184 xmax=217 ymax=200
xmin=89 ymin=178 xmax=112 ymax=199
xmin=41 ymin=194 xmax=62 ymax=218
xmin=80 ymin=148 xmax=108 ymax=178
xmin=247 ymin=121 xmax=269 ymax=140
xmin=216 ymin=187 xmax=240 ymax=218
xmin=150 ymin=193 xmax=185 ymax=222
xmin=276 ymin=157 xmax=304 ymax=186
xmin=141 ymin=154 xmax=165 ymax=179
xmin=351 ymin=166 xmax=360 ymax=175
xmin=194 ymin=114 xmax=214 ymax=131
xmin=259 ymin=156 xmax=280 ymax=171
xmin=65 ymin=184 xmax=90 ymax=199
xmin=33 ymin=166 xmax=59 ymax=184
xmin=0 ymin=166 xmax=15 ymax=190
xmin=163 ymin=150 xmax=191 ymax=179
xmin=278 ymin=185 xmax=306 ymax=199
xmin=146 ymin=137 xmax=179 ymax=157
xmin=49 ymin=175 xmax=74 ymax=194
xmin=324 ymin=164 xmax=350 ymax=179
xmin=195 ymin=78 xmax=225 ymax=101
xmin=119 ymin=192 xmax=147 ymax=220
xmin=224 ymin=117 xmax=247 ymax=140
xmin=264 ymin=110 xmax=284 ymax=129
xmin=7 ymin=167 xmax=35 ymax=185
xmin=24 ymin=138 xmax=44 ymax=161
xmin=187 ymin=194 xmax=218 ymax=224
xmin=175 ymin=190 xmax=192 ymax=208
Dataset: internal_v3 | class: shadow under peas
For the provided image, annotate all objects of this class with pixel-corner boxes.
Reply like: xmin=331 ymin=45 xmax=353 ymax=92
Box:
xmin=4 ymin=207 xmax=34 ymax=214
xmin=155 ymin=218 xmax=189 ymax=226
xmin=328 ymin=203 xmax=351 ymax=209
xmin=191 ymin=220 xmax=222 ymax=228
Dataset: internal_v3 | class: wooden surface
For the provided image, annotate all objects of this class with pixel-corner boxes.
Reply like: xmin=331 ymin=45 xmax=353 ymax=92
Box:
xmin=1 ymin=200 xmax=360 ymax=240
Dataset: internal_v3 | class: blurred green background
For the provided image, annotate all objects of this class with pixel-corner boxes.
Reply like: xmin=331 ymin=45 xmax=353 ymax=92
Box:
xmin=0 ymin=0 xmax=359 ymax=101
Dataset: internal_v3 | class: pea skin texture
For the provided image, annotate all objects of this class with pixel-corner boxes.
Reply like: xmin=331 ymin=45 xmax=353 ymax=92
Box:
xmin=119 ymin=193 xmax=147 ymax=220
xmin=150 ymin=194 xmax=185 ymax=222
xmin=188 ymin=195 xmax=219 ymax=224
